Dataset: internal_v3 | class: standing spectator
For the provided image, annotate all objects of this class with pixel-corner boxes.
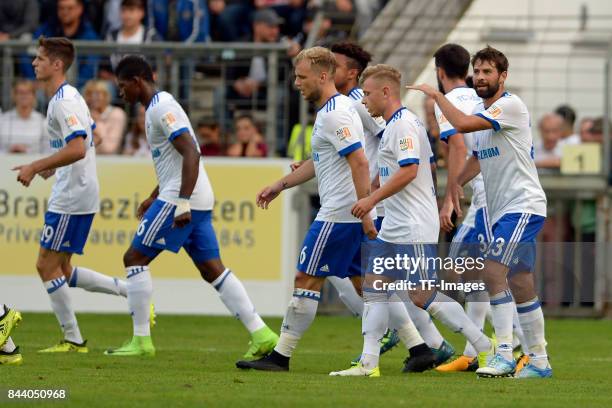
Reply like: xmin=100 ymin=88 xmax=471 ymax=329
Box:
xmin=23 ymin=0 xmax=99 ymax=88
xmin=227 ymin=114 xmax=268 ymax=157
xmin=84 ymin=80 xmax=127 ymax=155
xmin=123 ymin=105 xmax=150 ymax=157
xmin=147 ymin=0 xmax=210 ymax=42
xmin=197 ymin=117 xmax=226 ymax=156
xmin=534 ymin=113 xmax=563 ymax=169
xmin=555 ymin=104 xmax=581 ymax=148
xmin=0 ymin=80 xmax=48 ymax=154
xmin=0 ymin=0 xmax=40 ymax=41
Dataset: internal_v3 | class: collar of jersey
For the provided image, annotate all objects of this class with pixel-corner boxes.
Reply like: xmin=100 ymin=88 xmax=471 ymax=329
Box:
xmin=317 ymin=93 xmax=340 ymax=112
xmin=386 ymin=106 xmax=407 ymax=124
xmin=347 ymin=87 xmax=361 ymax=97
xmin=446 ymin=85 xmax=470 ymax=94
xmin=146 ymin=91 xmax=162 ymax=111
xmin=53 ymin=82 xmax=68 ymax=99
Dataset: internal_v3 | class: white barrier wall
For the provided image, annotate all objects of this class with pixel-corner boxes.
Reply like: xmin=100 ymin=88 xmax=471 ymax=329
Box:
xmin=0 ymin=155 xmax=299 ymax=316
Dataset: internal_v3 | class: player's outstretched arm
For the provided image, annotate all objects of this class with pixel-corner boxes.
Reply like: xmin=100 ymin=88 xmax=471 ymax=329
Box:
xmin=12 ymin=136 xmax=87 ymax=187
xmin=452 ymin=156 xmax=481 ymax=218
xmin=407 ymin=84 xmax=492 ymax=133
xmin=170 ymin=132 xmax=200 ymax=227
xmin=256 ymin=159 xmax=315 ymax=210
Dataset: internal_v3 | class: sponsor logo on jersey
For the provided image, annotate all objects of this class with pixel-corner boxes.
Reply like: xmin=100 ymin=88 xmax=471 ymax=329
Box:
xmin=380 ymin=167 xmax=390 ymax=177
xmin=152 ymin=148 xmax=161 ymax=158
xmin=50 ymin=139 xmax=64 ymax=149
xmin=64 ymin=114 xmax=79 ymax=129
xmin=476 ymin=146 xmax=500 ymax=160
xmin=488 ymin=105 xmax=502 ymax=118
xmin=312 ymin=152 xmax=320 ymax=162
xmin=161 ymin=112 xmax=177 ymax=128
xmin=336 ymin=127 xmax=352 ymax=141
xmin=399 ymin=137 xmax=414 ymax=151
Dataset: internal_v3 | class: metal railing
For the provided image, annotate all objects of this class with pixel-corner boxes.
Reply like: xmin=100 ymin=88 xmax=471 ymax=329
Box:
xmin=0 ymin=40 xmax=292 ymax=155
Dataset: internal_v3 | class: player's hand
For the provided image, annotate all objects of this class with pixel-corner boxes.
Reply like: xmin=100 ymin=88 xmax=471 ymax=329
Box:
xmin=439 ymin=196 xmax=455 ymax=233
xmin=137 ymin=196 xmax=156 ymax=220
xmin=38 ymin=169 xmax=56 ymax=180
xmin=351 ymin=197 xmax=375 ymax=219
xmin=405 ymin=83 xmax=439 ymax=99
xmin=290 ymin=160 xmax=305 ymax=172
xmin=173 ymin=211 xmax=191 ymax=228
xmin=361 ymin=216 xmax=378 ymax=240
xmin=256 ymin=181 xmax=283 ymax=209
xmin=12 ymin=163 xmax=36 ymax=187
xmin=450 ymin=183 xmax=464 ymax=218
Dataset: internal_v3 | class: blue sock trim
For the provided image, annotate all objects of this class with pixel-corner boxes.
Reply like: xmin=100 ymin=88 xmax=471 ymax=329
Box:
xmin=213 ymin=269 xmax=231 ymax=290
xmin=423 ymin=291 xmax=439 ymax=310
xmin=490 ymin=289 xmax=513 ymax=305
xmin=293 ymin=288 xmax=321 ymax=301
xmin=517 ymin=299 xmax=541 ymax=314
xmin=47 ymin=276 xmax=67 ymax=294
xmin=68 ymin=268 xmax=78 ymax=287
xmin=126 ymin=266 xmax=147 ymax=279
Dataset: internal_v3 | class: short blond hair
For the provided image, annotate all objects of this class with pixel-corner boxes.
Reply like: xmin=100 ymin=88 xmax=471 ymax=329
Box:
xmin=83 ymin=80 xmax=111 ymax=107
xmin=360 ymin=64 xmax=401 ymax=88
xmin=294 ymin=46 xmax=337 ymax=75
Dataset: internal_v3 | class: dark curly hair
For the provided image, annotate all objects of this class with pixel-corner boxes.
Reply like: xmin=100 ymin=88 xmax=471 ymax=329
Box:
xmin=330 ymin=42 xmax=372 ymax=77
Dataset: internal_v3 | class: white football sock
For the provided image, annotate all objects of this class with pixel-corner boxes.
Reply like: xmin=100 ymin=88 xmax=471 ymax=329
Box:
xmin=44 ymin=277 xmax=83 ymax=344
xmin=126 ymin=266 xmax=153 ymax=337
xmin=404 ymin=298 xmax=444 ymax=349
xmin=425 ymin=291 xmax=490 ymax=353
xmin=69 ymin=266 xmax=127 ymax=297
xmin=489 ymin=289 xmax=515 ymax=361
xmin=512 ymin=306 xmax=530 ymax=354
xmin=388 ymin=301 xmax=423 ymax=349
xmin=275 ymin=289 xmax=320 ymax=357
xmin=463 ymin=291 xmax=489 ymax=357
xmin=328 ymin=276 xmax=363 ymax=317
xmin=361 ymin=299 xmax=388 ymax=370
xmin=517 ymin=297 xmax=550 ymax=369
xmin=1 ymin=337 xmax=16 ymax=353
xmin=212 ymin=269 xmax=266 ymax=333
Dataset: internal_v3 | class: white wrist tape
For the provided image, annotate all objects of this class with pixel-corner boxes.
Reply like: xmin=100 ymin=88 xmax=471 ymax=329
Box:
xmin=174 ymin=198 xmax=191 ymax=217
xmin=369 ymin=208 xmax=377 ymax=220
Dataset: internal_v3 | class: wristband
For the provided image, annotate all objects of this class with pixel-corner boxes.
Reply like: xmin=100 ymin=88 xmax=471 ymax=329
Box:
xmin=174 ymin=198 xmax=191 ymax=217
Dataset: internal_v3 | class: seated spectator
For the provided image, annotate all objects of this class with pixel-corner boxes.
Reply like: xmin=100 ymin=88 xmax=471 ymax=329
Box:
xmin=84 ymin=80 xmax=127 ymax=154
xmin=22 ymin=0 xmax=99 ymax=88
xmin=0 ymin=0 xmax=40 ymax=41
xmin=227 ymin=114 xmax=268 ymax=157
xmin=578 ymin=117 xmax=594 ymax=141
xmin=147 ymin=0 xmax=210 ymax=42
xmin=534 ymin=113 xmax=563 ymax=169
xmin=197 ymin=117 xmax=226 ymax=156
xmin=256 ymin=0 xmax=307 ymax=38
xmin=123 ymin=105 xmax=149 ymax=157
xmin=555 ymin=104 xmax=581 ymax=147
xmin=0 ymin=80 xmax=48 ymax=154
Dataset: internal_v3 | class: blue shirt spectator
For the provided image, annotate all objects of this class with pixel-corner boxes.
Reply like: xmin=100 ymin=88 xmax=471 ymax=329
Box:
xmin=147 ymin=0 xmax=210 ymax=42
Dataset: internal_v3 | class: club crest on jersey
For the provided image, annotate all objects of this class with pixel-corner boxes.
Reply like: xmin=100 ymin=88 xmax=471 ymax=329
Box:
xmin=336 ymin=127 xmax=352 ymax=141
xmin=161 ymin=112 xmax=177 ymax=128
xmin=399 ymin=137 xmax=414 ymax=151
xmin=488 ymin=105 xmax=502 ymax=118
xmin=64 ymin=114 xmax=79 ymax=129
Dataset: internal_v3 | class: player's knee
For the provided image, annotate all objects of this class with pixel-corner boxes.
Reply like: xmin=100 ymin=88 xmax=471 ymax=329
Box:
xmin=509 ymin=272 xmax=536 ymax=303
xmin=409 ymin=290 xmax=431 ymax=309
xmin=123 ymin=249 xmax=141 ymax=267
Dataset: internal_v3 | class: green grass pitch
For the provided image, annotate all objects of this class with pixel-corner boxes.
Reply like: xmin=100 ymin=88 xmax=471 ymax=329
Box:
xmin=2 ymin=313 xmax=612 ymax=407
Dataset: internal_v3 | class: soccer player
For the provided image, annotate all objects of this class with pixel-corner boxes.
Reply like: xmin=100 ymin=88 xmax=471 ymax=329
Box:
xmin=409 ymin=46 xmax=552 ymax=379
xmin=331 ymin=41 xmax=452 ymax=368
xmin=330 ymin=64 xmax=493 ymax=376
xmin=236 ymin=46 xmax=382 ymax=372
xmin=13 ymin=37 xmax=135 ymax=353
xmin=0 ymin=305 xmax=22 ymax=365
xmin=109 ymin=55 xmax=278 ymax=357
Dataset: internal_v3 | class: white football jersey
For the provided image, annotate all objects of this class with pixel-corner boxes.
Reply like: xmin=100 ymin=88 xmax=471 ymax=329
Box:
xmin=145 ymin=91 xmax=214 ymax=210
xmin=46 ymin=83 xmax=99 ymax=214
xmin=348 ymin=87 xmax=386 ymax=216
xmin=312 ymin=93 xmax=365 ymax=223
xmin=377 ymin=107 xmax=439 ymax=243
xmin=472 ymin=92 xmax=547 ymax=224
xmin=435 ymin=87 xmax=485 ymax=227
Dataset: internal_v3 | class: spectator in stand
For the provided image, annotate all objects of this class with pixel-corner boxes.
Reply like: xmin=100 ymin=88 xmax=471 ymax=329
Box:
xmin=123 ymin=105 xmax=150 ymax=157
xmin=0 ymin=80 xmax=48 ymax=154
xmin=293 ymin=7 xmax=344 ymax=48
xmin=23 ymin=0 xmax=99 ymax=88
xmin=147 ymin=0 xmax=210 ymax=42
xmin=579 ymin=117 xmax=594 ymax=141
xmin=534 ymin=113 xmax=563 ymax=170
xmin=227 ymin=114 xmax=268 ymax=157
xmin=555 ymin=104 xmax=581 ymax=148
xmin=197 ymin=117 xmax=226 ymax=156
xmin=0 ymin=0 xmax=40 ymax=41
xmin=256 ymin=0 xmax=307 ymax=37
xmin=84 ymin=80 xmax=127 ymax=155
